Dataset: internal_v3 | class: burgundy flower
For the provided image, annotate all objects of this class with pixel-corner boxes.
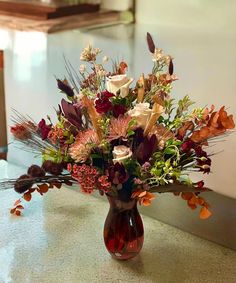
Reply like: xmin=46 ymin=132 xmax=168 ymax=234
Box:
xmin=95 ymin=90 xmax=114 ymax=114
xmin=135 ymin=134 xmax=157 ymax=164
xmin=194 ymin=146 xmax=207 ymax=158
xmin=108 ymin=163 xmax=129 ymax=185
xmin=181 ymin=140 xmax=195 ymax=152
xmin=38 ymin=119 xmax=51 ymax=140
xmin=193 ymin=145 xmax=211 ymax=174
xmin=196 ymin=180 xmax=204 ymax=189
xmin=113 ymin=104 xmax=127 ymax=118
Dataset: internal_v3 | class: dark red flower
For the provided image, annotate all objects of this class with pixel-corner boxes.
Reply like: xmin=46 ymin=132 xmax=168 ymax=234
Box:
xmin=194 ymin=146 xmax=207 ymax=157
xmin=196 ymin=180 xmax=204 ymax=189
xmin=113 ymin=104 xmax=127 ymax=118
xmin=38 ymin=119 xmax=51 ymax=140
xmin=134 ymin=134 xmax=157 ymax=164
xmin=181 ymin=140 xmax=195 ymax=152
xmin=95 ymin=91 xmax=114 ymax=114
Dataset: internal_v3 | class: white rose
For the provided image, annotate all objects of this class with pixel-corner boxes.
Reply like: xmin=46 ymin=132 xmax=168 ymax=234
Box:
xmin=128 ymin=103 xmax=152 ymax=129
xmin=106 ymin=74 xmax=133 ymax=98
xmin=112 ymin=145 xmax=132 ymax=164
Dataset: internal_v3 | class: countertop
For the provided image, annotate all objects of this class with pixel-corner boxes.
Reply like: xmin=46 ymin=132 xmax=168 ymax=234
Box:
xmin=0 ymin=161 xmax=236 ymax=283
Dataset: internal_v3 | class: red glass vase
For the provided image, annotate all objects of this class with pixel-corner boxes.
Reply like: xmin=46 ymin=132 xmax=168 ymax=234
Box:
xmin=103 ymin=195 xmax=144 ymax=260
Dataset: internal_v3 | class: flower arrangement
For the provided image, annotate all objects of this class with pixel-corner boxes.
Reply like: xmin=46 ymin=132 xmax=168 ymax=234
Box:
xmin=2 ymin=33 xmax=234 ymax=222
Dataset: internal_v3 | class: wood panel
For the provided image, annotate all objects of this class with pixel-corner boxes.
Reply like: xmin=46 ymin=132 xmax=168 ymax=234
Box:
xmin=0 ymin=1 xmax=100 ymax=20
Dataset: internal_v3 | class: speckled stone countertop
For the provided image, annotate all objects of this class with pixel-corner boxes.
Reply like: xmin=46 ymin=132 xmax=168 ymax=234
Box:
xmin=0 ymin=161 xmax=236 ymax=283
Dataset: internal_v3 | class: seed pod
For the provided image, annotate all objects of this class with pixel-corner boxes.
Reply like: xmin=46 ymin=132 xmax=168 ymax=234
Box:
xmin=146 ymin=32 xmax=155 ymax=53
xmin=169 ymin=59 xmax=174 ymax=75
xmin=57 ymin=79 xmax=74 ymax=97
xmin=42 ymin=160 xmax=63 ymax=175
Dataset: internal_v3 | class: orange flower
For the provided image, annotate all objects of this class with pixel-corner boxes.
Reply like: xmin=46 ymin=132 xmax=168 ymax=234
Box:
xmin=132 ymin=190 xmax=155 ymax=206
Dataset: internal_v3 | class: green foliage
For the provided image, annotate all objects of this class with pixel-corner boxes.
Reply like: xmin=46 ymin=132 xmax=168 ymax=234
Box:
xmin=42 ymin=147 xmax=71 ymax=164
xmin=99 ymin=117 xmax=110 ymax=136
xmin=147 ymin=139 xmax=182 ymax=186
xmin=127 ymin=118 xmax=137 ymax=137
xmin=123 ymin=158 xmax=141 ymax=177
xmin=175 ymin=95 xmax=195 ymax=118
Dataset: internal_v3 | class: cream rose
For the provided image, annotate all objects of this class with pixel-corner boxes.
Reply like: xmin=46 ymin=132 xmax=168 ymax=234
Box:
xmin=112 ymin=145 xmax=132 ymax=164
xmin=106 ymin=74 xmax=133 ymax=98
xmin=128 ymin=103 xmax=152 ymax=129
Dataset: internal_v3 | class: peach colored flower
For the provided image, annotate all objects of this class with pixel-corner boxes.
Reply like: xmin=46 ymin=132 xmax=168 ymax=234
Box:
xmin=69 ymin=129 xmax=99 ymax=162
xmin=108 ymin=116 xmax=133 ymax=141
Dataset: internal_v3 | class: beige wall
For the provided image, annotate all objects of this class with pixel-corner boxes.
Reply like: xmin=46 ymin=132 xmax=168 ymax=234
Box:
xmin=134 ymin=0 xmax=236 ymax=200
xmin=136 ymin=0 xmax=236 ymax=30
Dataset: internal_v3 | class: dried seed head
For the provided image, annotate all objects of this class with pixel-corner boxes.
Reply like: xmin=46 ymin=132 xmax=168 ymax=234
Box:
xmin=27 ymin=165 xmax=45 ymax=178
xmin=14 ymin=175 xmax=32 ymax=194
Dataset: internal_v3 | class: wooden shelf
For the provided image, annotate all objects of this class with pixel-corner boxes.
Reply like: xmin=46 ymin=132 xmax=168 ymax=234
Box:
xmin=0 ymin=11 xmax=124 ymax=33
xmin=0 ymin=0 xmax=100 ymax=20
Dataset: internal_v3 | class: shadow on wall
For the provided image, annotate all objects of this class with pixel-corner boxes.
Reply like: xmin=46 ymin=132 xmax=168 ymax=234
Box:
xmin=139 ymin=191 xmax=236 ymax=251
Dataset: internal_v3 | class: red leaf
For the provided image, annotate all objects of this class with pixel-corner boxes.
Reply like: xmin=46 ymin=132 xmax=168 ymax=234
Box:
xmin=23 ymin=192 xmax=32 ymax=202
xmin=10 ymin=207 xmax=16 ymax=214
xmin=15 ymin=210 xmax=21 ymax=216
xmin=65 ymin=180 xmax=73 ymax=186
xmin=51 ymin=182 xmax=62 ymax=189
xmin=200 ymin=207 xmax=212 ymax=219
xmin=38 ymin=184 xmax=49 ymax=193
